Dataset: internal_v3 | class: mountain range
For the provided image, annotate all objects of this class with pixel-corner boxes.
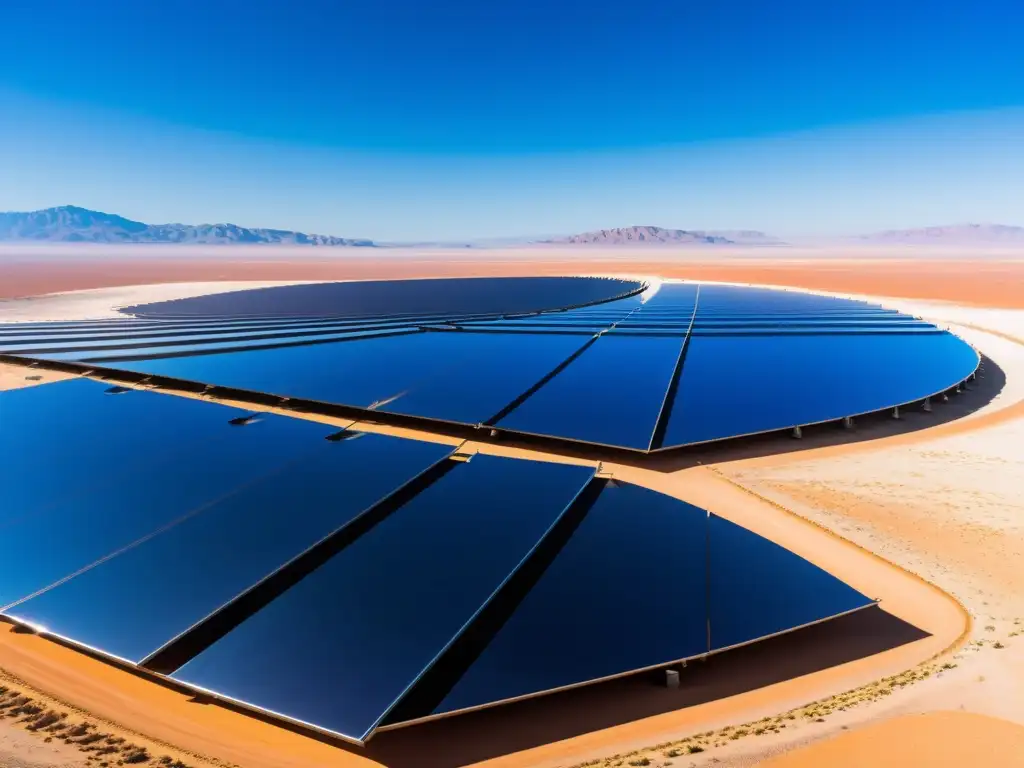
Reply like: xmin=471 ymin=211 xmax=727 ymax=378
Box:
xmin=0 ymin=206 xmax=375 ymax=246
xmin=855 ymin=223 xmax=1024 ymax=244
xmin=541 ymin=226 xmax=782 ymax=246
xmin=1 ymin=207 xmax=1021 ymax=247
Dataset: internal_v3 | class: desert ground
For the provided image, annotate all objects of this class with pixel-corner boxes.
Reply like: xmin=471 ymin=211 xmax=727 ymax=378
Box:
xmin=0 ymin=248 xmax=1022 ymax=768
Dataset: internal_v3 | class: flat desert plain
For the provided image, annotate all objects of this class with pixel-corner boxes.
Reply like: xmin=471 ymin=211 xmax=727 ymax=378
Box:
xmin=0 ymin=248 xmax=1022 ymax=768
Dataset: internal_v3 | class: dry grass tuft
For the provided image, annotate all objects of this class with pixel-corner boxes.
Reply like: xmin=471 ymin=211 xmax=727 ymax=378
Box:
xmin=0 ymin=678 xmax=195 ymax=767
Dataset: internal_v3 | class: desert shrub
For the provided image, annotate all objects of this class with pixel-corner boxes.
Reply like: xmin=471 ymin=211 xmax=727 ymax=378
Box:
xmin=122 ymin=746 xmax=151 ymax=763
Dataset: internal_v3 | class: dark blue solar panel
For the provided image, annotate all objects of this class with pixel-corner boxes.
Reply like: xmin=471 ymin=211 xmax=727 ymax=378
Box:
xmin=0 ymin=379 xmax=251 ymax=525
xmin=0 ymin=412 xmax=336 ymax=608
xmin=171 ymin=455 xmax=595 ymax=742
xmin=432 ymin=481 xmax=708 ymax=716
xmin=497 ymin=335 xmax=683 ymax=449
xmin=37 ymin=329 xmax=417 ymax=363
xmin=634 ymin=283 xmax=699 ymax=311
xmin=0 ymin=317 xmax=414 ymax=345
xmin=6 ymin=434 xmax=451 ymax=663
xmin=662 ymin=332 xmax=979 ymax=446
xmin=695 ymin=286 xmax=873 ymax=312
xmin=104 ymin=331 xmax=590 ymax=425
xmin=689 ymin=326 xmax=941 ymax=337
xmin=0 ymin=321 xmax=421 ymax=354
xmin=615 ymin=321 xmax=694 ymax=329
xmin=453 ymin=321 xmax=609 ymax=334
xmin=124 ymin=277 xmax=641 ymax=319
xmin=708 ymin=514 xmax=873 ymax=651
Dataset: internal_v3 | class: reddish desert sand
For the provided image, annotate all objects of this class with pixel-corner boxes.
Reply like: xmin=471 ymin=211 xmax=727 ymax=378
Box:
xmin=759 ymin=711 xmax=1024 ymax=768
xmin=0 ymin=250 xmax=1022 ymax=768
xmin=1 ymin=245 xmax=1023 ymax=307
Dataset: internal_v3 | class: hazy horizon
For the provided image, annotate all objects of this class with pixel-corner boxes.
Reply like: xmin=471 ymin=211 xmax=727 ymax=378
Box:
xmin=2 ymin=1 xmax=1022 ymax=241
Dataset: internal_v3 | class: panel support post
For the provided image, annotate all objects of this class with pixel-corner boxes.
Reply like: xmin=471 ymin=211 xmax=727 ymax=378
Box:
xmin=922 ymin=397 xmax=932 ymax=413
xmin=791 ymin=425 xmax=802 ymax=439
xmin=665 ymin=669 xmax=680 ymax=689
xmin=892 ymin=405 xmax=901 ymax=420
xmin=941 ymin=392 xmax=950 ymax=402
xmin=842 ymin=416 xmax=854 ymax=429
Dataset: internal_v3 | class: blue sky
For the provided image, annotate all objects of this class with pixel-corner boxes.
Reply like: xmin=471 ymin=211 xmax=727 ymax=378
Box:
xmin=1 ymin=0 xmax=1021 ymax=240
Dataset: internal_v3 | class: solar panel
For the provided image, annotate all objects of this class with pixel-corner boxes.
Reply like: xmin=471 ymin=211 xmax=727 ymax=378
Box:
xmin=0 ymin=411 xmax=337 ymax=608
xmin=99 ymin=331 xmax=592 ymax=426
xmin=695 ymin=286 xmax=873 ymax=312
xmin=0 ymin=317 xmax=416 ymax=347
xmin=708 ymin=514 xmax=874 ymax=650
xmin=661 ymin=331 xmax=979 ymax=446
xmin=0 ymin=378 xmax=253 ymax=524
xmin=634 ymin=283 xmax=699 ymax=311
xmin=123 ymin=277 xmax=642 ymax=319
xmin=419 ymin=481 xmax=709 ymax=718
xmin=170 ymin=455 xmax=595 ymax=743
xmin=496 ymin=334 xmax=684 ymax=449
xmin=37 ymin=328 xmax=420 ymax=364
xmin=6 ymin=433 xmax=452 ymax=663
xmin=0 ymin=324 xmax=425 ymax=358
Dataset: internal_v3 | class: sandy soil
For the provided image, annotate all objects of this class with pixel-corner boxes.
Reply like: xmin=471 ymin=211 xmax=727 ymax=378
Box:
xmin=0 ymin=280 xmax=318 ymax=323
xmin=1 ymin=255 xmax=1022 ymax=767
xmin=0 ymin=364 xmax=75 ymax=392
xmin=0 ymin=246 xmax=1022 ymax=307
xmin=0 ymin=718 xmax=86 ymax=768
xmin=759 ymin=711 xmax=1024 ymax=768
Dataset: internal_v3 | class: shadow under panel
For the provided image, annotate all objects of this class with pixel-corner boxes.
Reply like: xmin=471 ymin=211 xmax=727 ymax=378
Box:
xmin=416 ymin=481 xmax=709 ymax=720
xmin=0 ymin=378 xmax=251 ymax=525
xmin=661 ymin=331 xmax=979 ymax=446
xmin=708 ymin=514 xmax=874 ymax=651
xmin=103 ymin=331 xmax=590 ymax=426
xmin=5 ymin=434 xmax=452 ymax=664
xmin=170 ymin=455 xmax=595 ymax=743
xmin=496 ymin=334 xmax=683 ymax=449
xmin=0 ymin=412 xmax=336 ymax=608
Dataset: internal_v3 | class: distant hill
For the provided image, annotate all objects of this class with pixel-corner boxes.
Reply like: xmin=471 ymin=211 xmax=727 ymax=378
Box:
xmin=542 ymin=226 xmax=783 ymax=245
xmin=690 ymin=229 xmax=786 ymax=245
xmin=857 ymin=224 xmax=1024 ymax=245
xmin=0 ymin=206 xmax=376 ymax=246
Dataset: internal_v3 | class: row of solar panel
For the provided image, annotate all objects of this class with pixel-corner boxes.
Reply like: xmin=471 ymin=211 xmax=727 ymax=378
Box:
xmin=0 ymin=316 xmax=947 ymax=368
xmin=0 ymin=378 xmax=873 ymax=743
xmin=11 ymin=325 xmax=977 ymax=451
xmin=121 ymin=277 xmax=647 ymax=320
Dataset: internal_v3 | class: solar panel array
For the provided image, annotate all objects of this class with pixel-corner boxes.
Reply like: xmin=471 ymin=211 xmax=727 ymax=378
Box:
xmin=1 ymin=378 xmax=874 ymax=743
xmin=0 ymin=280 xmax=979 ymax=453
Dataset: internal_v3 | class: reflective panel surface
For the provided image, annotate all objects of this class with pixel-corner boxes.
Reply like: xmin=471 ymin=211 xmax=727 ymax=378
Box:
xmin=124 ymin=277 xmax=641 ymax=319
xmin=0 ymin=412 xmax=335 ymax=608
xmin=105 ymin=331 xmax=590 ymax=425
xmin=662 ymin=332 xmax=979 ymax=446
xmin=708 ymin=514 xmax=873 ymax=651
xmin=171 ymin=455 xmax=595 ymax=741
xmin=0 ymin=379 xmax=249 ymax=524
xmin=7 ymin=434 xmax=451 ymax=663
xmin=497 ymin=334 xmax=683 ymax=449
xmin=430 ymin=481 xmax=708 ymax=716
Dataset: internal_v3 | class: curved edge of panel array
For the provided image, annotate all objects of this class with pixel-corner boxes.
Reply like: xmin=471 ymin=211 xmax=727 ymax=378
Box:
xmin=0 ymin=376 xmax=876 ymax=745
xmin=0 ymin=279 xmax=982 ymax=456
